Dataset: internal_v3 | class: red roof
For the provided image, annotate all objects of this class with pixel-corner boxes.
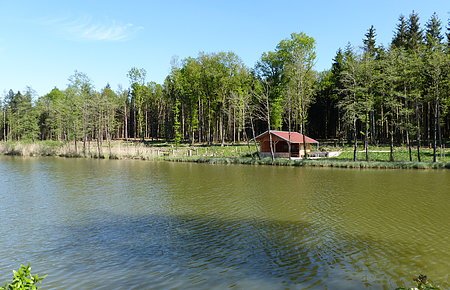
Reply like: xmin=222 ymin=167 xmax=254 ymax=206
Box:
xmin=255 ymin=130 xmax=319 ymax=144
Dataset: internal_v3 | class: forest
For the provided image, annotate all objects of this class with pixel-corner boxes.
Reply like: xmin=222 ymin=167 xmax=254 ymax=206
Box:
xmin=2 ymin=11 xmax=450 ymax=162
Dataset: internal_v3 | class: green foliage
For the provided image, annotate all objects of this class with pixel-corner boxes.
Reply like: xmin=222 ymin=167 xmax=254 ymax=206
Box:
xmin=172 ymin=98 xmax=181 ymax=147
xmin=0 ymin=264 xmax=45 ymax=290
xmin=425 ymin=13 xmax=443 ymax=48
xmin=166 ymin=51 xmax=254 ymax=143
xmin=406 ymin=11 xmax=423 ymax=51
xmin=392 ymin=15 xmax=408 ymax=49
xmin=256 ymin=32 xmax=317 ymax=132
xmin=36 ymin=87 xmax=66 ymax=140
xmin=396 ymin=274 xmax=440 ymax=290
xmin=127 ymin=67 xmax=148 ymax=139
xmin=3 ymin=88 xmax=39 ymax=141
xmin=363 ymin=25 xmax=377 ymax=57
xmin=65 ymin=70 xmax=94 ymax=150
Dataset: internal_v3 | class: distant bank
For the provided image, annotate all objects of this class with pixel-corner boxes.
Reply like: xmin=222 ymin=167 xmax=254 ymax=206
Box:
xmin=1 ymin=141 xmax=449 ymax=170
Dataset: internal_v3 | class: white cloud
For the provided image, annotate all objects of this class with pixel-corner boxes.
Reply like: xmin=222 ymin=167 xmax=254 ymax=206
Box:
xmin=42 ymin=16 xmax=143 ymax=42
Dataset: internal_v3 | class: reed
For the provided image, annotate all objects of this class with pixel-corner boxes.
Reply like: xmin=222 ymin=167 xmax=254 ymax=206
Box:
xmin=0 ymin=141 xmax=169 ymax=160
xmin=2 ymin=141 xmax=449 ymax=170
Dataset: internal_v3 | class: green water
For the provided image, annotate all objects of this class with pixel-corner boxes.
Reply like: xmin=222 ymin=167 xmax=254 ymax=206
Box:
xmin=0 ymin=156 xmax=449 ymax=289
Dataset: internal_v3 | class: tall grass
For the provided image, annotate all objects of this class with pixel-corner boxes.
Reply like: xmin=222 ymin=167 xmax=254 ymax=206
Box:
xmin=0 ymin=141 xmax=61 ymax=157
xmin=0 ymin=141 xmax=256 ymax=159
xmin=2 ymin=141 xmax=449 ymax=170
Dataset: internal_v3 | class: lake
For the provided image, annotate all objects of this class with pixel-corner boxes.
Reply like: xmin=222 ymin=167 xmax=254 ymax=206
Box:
xmin=0 ymin=156 xmax=449 ymax=289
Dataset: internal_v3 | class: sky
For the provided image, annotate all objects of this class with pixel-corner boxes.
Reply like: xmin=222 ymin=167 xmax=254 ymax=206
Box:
xmin=1 ymin=0 xmax=449 ymax=97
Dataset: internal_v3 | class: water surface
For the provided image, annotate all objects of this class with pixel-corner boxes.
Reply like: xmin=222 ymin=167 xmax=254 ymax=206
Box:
xmin=0 ymin=156 xmax=449 ymax=289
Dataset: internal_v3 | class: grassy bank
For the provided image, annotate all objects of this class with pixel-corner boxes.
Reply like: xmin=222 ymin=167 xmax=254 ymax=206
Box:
xmin=1 ymin=141 xmax=449 ymax=170
xmin=165 ymin=156 xmax=450 ymax=169
xmin=333 ymin=146 xmax=449 ymax=163
xmin=165 ymin=144 xmax=450 ymax=169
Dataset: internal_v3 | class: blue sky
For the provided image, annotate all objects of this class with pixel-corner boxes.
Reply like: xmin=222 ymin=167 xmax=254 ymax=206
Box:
xmin=1 ymin=1 xmax=449 ymax=97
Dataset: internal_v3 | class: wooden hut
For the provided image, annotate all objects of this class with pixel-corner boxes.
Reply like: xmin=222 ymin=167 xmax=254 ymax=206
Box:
xmin=255 ymin=130 xmax=319 ymax=158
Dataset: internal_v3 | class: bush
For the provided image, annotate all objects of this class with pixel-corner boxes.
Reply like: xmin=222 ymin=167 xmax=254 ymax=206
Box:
xmin=0 ymin=264 xmax=45 ymax=290
xmin=396 ymin=274 xmax=440 ymax=290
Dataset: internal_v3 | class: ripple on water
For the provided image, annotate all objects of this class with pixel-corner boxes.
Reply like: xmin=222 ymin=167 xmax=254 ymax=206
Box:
xmin=0 ymin=159 xmax=450 ymax=288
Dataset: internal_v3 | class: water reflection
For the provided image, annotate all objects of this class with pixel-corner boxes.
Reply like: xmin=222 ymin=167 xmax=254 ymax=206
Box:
xmin=0 ymin=157 xmax=449 ymax=289
xmin=27 ymin=210 xmax=441 ymax=289
xmin=35 ymin=213 xmax=371 ymax=289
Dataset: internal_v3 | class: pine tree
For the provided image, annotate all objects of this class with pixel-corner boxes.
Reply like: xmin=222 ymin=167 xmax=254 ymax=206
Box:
xmin=363 ymin=25 xmax=377 ymax=57
xmin=425 ymin=12 xmax=443 ymax=48
xmin=331 ymin=48 xmax=345 ymax=97
xmin=329 ymin=49 xmax=346 ymax=139
xmin=446 ymin=17 xmax=450 ymax=51
xmin=5 ymin=88 xmax=39 ymax=141
xmin=392 ymin=15 xmax=408 ymax=49
xmin=406 ymin=11 xmax=423 ymax=51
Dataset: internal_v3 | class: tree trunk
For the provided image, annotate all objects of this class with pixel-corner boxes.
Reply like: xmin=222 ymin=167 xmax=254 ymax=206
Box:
xmin=220 ymin=111 xmax=225 ymax=146
xmin=74 ymin=124 xmax=78 ymax=154
xmin=133 ymin=104 xmax=136 ymax=139
xmin=437 ymin=99 xmax=443 ymax=158
xmin=302 ymin=124 xmax=307 ymax=160
xmin=416 ymin=103 xmax=421 ymax=162
xmin=96 ymin=127 xmax=102 ymax=158
xmin=207 ymin=99 xmax=211 ymax=145
xmin=265 ymin=94 xmax=274 ymax=162
xmin=433 ymin=99 xmax=438 ymax=162
xmin=3 ymin=110 xmax=6 ymax=141
xmin=198 ymin=97 xmax=202 ymax=143
xmin=337 ymin=110 xmax=341 ymax=141
xmin=427 ymin=101 xmax=431 ymax=147
xmin=181 ymin=106 xmax=185 ymax=143
xmin=371 ymin=109 xmax=376 ymax=145
xmin=248 ymin=107 xmax=260 ymax=160
xmin=233 ymin=107 xmax=236 ymax=144
xmin=390 ymin=120 xmax=394 ymax=162
xmin=353 ymin=117 xmax=357 ymax=162
xmin=300 ymin=96 xmax=307 ymax=160
xmin=106 ymin=120 xmax=112 ymax=158
xmin=145 ymin=109 xmax=148 ymax=139
xmin=365 ymin=116 xmax=369 ymax=161
xmin=268 ymin=131 xmax=275 ymax=162
xmin=406 ymin=128 xmax=412 ymax=162
xmin=124 ymin=103 xmax=128 ymax=141
xmin=288 ymin=103 xmax=292 ymax=159
xmin=83 ymin=134 xmax=87 ymax=157
xmin=380 ymin=105 xmax=384 ymax=141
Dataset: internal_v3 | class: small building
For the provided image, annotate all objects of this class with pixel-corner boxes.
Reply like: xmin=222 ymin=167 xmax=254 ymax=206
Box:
xmin=255 ymin=130 xmax=319 ymax=158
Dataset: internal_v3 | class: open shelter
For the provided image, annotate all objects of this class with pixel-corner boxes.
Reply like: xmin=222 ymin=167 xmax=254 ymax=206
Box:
xmin=255 ymin=130 xmax=319 ymax=158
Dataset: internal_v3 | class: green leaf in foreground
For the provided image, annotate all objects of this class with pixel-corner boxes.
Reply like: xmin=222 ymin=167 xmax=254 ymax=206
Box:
xmin=0 ymin=264 xmax=46 ymax=290
xmin=396 ymin=274 xmax=440 ymax=290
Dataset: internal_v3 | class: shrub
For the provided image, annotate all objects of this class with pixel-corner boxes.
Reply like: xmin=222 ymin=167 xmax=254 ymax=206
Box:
xmin=396 ymin=274 xmax=440 ymax=290
xmin=0 ymin=264 xmax=45 ymax=290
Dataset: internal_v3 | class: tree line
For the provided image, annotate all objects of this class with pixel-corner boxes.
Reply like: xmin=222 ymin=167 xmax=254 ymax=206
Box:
xmin=310 ymin=11 xmax=450 ymax=161
xmin=1 ymin=11 xmax=450 ymax=161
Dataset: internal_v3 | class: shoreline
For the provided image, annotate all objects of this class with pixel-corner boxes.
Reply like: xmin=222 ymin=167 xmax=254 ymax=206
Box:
xmin=164 ymin=156 xmax=450 ymax=170
xmin=1 ymin=141 xmax=449 ymax=170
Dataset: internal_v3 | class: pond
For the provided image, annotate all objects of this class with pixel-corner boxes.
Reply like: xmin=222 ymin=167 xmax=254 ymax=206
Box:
xmin=0 ymin=156 xmax=449 ymax=289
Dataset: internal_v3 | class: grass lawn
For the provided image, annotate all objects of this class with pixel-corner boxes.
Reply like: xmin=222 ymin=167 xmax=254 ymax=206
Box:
xmin=332 ymin=146 xmax=449 ymax=163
